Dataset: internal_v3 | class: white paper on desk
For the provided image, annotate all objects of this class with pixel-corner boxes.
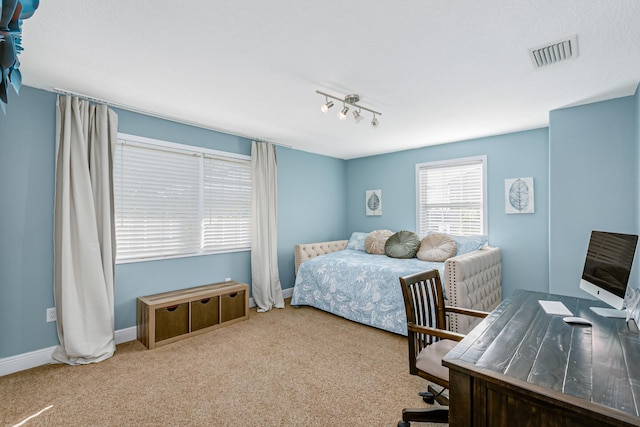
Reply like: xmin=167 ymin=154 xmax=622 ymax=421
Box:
xmin=625 ymin=287 xmax=640 ymax=325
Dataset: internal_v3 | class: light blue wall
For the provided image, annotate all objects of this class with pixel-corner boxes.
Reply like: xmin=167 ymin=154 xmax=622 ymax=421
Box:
xmin=345 ymin=129 xmax=550 ymax=299
xmin=0 ymin=86 xmax=347 ymax=358
xmin=0 ymin=87 xmax=58 ymax=356
xmin=549 ymin=96 xmax=639 ymax=297
xmin=3 ymin=84 xmax=639 ymax=360
xmin=277 ymin=148 xmax=348 ymax=291
xmin=112 ymin=108 xmax=255 ymax=331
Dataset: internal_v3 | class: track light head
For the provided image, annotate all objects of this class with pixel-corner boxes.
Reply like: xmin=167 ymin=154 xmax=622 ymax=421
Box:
xmin=338 ymin=105 xmax=349 ymax=120
xmin=353 ymin=109 xmax=364 ymax=124
xmin=321 ymin=98 xmax=334 ymax=113
xmin=371 ymin=115 xmax=379 ymax=128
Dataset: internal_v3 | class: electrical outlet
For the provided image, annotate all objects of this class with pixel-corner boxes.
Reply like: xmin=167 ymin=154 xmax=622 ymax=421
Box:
xmin=225 ymin=277 xmax=231 ymax=282
xmin=46 ymin=307 xmax=56 ymax=323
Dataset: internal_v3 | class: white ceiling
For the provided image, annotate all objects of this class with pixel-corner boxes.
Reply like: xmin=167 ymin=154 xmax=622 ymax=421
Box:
xmin=18 ymin=0 xmax=640 ymax=159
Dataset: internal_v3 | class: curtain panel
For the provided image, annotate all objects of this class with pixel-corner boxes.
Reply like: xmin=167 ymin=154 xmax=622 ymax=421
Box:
xmin=251 ymin=141 xmax=284 ymax=312
xmin=52 ymin=95 xmax=117 ymax=364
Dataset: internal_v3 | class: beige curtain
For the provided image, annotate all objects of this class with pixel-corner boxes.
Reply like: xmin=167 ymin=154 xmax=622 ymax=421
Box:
xmin=251 ymin=141 xmax=284 ymax=312
xmin=52 ymin=96 xmax=118 ymax=364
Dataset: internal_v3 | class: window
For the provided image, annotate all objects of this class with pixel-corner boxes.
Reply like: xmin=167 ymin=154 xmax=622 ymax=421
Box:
xmin=416 ymin=155 xmax=487 ymax=236
xmin=113 ymin=133 xmax=251 ymax=263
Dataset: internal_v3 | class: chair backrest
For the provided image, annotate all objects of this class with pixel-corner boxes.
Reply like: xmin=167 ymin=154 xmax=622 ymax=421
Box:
xmin=399 ymin=269 xmax=446 ymax=359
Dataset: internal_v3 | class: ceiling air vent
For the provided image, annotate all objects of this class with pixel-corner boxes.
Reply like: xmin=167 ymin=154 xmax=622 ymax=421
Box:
xmin=528 ymin=35 xmax=578 ymax=68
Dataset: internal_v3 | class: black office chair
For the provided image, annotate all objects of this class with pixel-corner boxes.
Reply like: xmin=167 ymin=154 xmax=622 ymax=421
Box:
xmin=398 ymin=269 xmax=489 ymax=427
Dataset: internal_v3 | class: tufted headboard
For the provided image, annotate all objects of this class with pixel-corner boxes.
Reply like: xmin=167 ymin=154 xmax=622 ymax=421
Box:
xmin=294 ymin=240 xmax=349 ymax=275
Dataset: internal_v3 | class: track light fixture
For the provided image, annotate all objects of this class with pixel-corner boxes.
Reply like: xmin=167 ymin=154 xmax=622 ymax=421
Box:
xmin=371 ymin=114 xmax=379 ymax=128
xmin=316 ymin=90 xmax=381 ymax=128
xmin=338 ymin=104 xmax=349 ymax=120
xmin=320 ymin=96 xmax=334 ymax=113
xmin=353 ymin=109 xmax=364 ymax=124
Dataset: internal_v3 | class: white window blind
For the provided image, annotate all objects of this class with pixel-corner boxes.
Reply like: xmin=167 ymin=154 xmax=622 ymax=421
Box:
xmin=202 ymin=156 xmax=252 ymax=252
xmin=114 ymin=135 xmax=251 ymax=262
xmin=416 ymin=156 xmax=486 ymax=237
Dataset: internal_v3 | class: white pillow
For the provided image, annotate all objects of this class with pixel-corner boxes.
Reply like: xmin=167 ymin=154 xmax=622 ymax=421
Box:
xmin=417 ymin=233 xmax=457 ymax=262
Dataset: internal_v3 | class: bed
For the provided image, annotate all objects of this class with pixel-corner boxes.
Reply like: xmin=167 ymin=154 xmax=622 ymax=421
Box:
xmin=290 ymin=232 xmax=502 ymax=335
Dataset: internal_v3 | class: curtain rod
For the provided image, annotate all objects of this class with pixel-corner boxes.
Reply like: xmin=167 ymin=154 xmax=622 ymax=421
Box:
xmin=53 ymin=88 xmax=292 ymax=149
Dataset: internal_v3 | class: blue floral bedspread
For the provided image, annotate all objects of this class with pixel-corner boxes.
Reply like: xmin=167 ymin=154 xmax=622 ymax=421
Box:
xmin=290 ymin=249 xmax=444 ymax=335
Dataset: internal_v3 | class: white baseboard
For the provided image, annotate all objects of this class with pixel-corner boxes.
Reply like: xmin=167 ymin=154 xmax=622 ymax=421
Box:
xmin=249 ymin=287 xmax=294 ymax=308
xmin=0 ymin=326 xmax=137 ymax=377
xmin=0 ymin=346 xmax=57 ymax=377
xmin=1 ymin=288 xmax=294 ymax=377
xmin=283 ymin=286 xmax=294 ymax=300
xmin=115 ymin=326 xmax=138 ymax=344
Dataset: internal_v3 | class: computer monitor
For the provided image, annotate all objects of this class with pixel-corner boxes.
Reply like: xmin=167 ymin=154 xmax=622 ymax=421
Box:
xmin=579 ymin=230 xmax=638 ymax=318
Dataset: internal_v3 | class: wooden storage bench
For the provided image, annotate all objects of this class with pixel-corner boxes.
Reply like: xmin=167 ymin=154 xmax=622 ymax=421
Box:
xmin=137 ymin=281 xmax=249 ymax=349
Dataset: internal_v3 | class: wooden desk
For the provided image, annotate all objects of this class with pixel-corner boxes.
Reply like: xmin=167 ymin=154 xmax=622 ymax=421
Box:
xmin=443 ymin=290 xmax=640 ymax=427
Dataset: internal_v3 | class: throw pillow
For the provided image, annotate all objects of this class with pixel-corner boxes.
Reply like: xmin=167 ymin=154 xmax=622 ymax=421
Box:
xmin=365 ymin=229 xmax=393 ymax=254
xmin=451 ymin=234 xmax=488 ymax=255
xmin=417 ymin=233 xmax=457 ymax=262
xmin=346 ymin=232 xmax=368 ymax=251
xmin=428 ymin=232 xmax=488 ymax=255
xmin=384 ymin=230 xmax=421 ymax=259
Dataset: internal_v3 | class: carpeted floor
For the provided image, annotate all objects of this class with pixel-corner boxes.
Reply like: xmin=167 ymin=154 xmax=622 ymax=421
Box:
xmin=1 ymin=301 xmax=446 ymax=426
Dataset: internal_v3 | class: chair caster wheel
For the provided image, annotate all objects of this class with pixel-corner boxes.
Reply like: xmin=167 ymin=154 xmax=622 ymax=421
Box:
xmin=419 ymin=391 xmax=435 ymax=404
xmin=398 ymin=421 xmax=410 ymax=427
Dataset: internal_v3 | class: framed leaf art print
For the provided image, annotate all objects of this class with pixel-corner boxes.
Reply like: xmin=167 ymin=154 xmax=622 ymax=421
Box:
xmin=366 ymin=189 xmax=382 ymax=216
xmin=505 ymin=177 xmax=534 ymax=214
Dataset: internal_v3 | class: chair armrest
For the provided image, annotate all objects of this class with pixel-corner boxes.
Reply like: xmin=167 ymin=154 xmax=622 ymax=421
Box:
xmin=445 ymin=306 xmax=490 ymax=319
xmin=408 ymin=323 xmax=466 ymax=342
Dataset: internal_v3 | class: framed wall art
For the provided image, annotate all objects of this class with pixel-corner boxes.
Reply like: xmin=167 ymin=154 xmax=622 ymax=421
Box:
xmin=366 ymin=189 xmax=382 ymax=216
xmin=505 ymin=177 xmax=534 ymax=214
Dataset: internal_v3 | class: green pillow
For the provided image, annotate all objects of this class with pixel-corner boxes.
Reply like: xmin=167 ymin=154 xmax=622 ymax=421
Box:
xmin=385 ymin=230 xmax=420 ymax=259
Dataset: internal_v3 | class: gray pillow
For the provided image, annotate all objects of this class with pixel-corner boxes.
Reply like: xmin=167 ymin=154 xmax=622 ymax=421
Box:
xmin=384 ymin=230 xmax=421 ymax=259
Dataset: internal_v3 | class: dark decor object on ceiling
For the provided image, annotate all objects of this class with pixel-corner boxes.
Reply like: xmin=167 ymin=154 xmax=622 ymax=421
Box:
xmin=0 ymin=0 xmax=39 ymax=113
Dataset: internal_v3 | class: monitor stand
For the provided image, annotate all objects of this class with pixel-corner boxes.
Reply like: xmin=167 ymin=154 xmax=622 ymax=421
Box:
xmin=590 ymin=307 xmax=627 ymax=318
